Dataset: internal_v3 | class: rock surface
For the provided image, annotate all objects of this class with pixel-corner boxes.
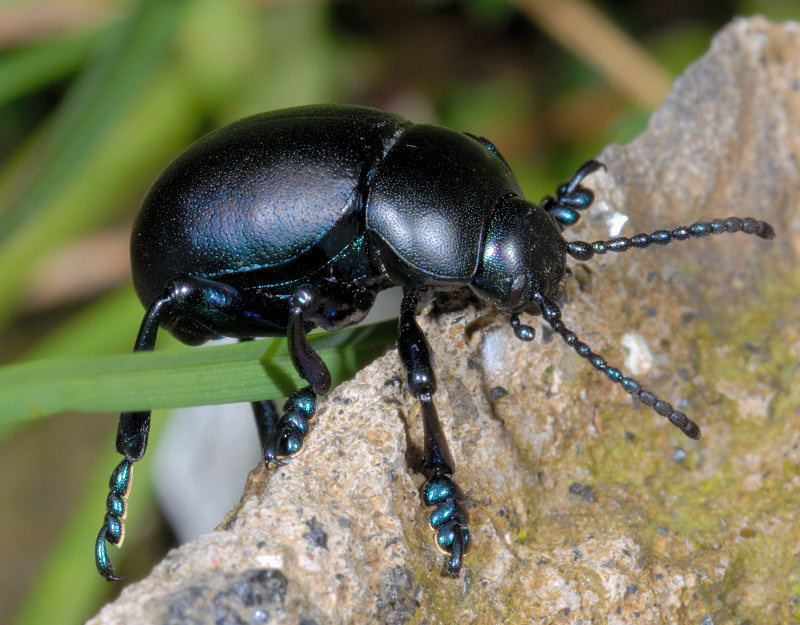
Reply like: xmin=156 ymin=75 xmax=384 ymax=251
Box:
xmin=89 ymin=17 xmax=800 ymax=625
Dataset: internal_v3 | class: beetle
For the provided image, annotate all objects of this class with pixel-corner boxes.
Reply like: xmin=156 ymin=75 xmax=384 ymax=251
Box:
xmin=95 ymin=104 xmax=774 ymax=580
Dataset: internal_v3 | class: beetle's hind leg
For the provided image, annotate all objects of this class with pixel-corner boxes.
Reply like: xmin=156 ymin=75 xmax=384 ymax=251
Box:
xmin=96 ymin=294 xmax=164 ymax=581
xmin=262 ymin=285 xmax=331 ymax=465
xmin=541 ymin=159 xmax=605 ymax=231
xmin=399 ymin=289 xmax=470 ymax=576
xmin=96 ymin=276 xmax=268 ymax=581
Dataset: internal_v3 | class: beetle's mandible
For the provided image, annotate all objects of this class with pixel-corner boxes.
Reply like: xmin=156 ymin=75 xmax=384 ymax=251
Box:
xmin=95 ymin=104 xmax=775 ymax=580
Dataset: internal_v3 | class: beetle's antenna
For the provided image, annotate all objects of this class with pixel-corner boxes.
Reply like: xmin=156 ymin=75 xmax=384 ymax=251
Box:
xmin=532 ymin=291 xmax=701 ymax=439
xmin=566 ymin=216 xmax=774 ymax=261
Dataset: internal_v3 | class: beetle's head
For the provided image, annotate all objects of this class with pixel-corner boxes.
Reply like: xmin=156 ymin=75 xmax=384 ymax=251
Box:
xmin=470 ymin=156 xmax=774 ymax=445
xmin=471 ymin=195 xmax=568 ymax=314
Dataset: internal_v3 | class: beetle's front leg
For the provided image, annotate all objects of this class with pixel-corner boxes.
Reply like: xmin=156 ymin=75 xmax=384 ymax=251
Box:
xmin=541 ymin=159 xmax=605 ymax=231
xmin=263 ymin=285 xmax=331 ymax=465
xmin=398 ymin=289 xmax=470 ymax=576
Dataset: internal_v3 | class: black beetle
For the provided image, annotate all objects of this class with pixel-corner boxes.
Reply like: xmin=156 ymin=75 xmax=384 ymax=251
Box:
xmin=96 ymin=104 xmax=774 ymax=580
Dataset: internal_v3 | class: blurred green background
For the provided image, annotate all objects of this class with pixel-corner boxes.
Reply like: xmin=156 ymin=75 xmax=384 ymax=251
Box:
xmin=0 ymin=0 xmax=797 ymax=623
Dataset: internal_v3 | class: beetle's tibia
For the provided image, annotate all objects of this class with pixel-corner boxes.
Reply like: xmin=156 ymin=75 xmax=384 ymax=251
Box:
xmin=533 ymin=292 xmax=701 ymax=440
xmin=250 ymin=398 xmax=280 ymax=449
xmin=288 ymin=285 xmax=331 ymax=395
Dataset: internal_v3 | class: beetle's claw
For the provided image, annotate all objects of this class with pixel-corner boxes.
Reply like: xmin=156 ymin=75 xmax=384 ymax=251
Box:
xmin=263 ymin=448 xmax=289 ymax=467
xmin=444 ymin=527 xmax=467 ymax=577
xmin=95 ymin=524 xmax=124 ymax=581
xmin=263 ymin=434 xmax=291 ymax=466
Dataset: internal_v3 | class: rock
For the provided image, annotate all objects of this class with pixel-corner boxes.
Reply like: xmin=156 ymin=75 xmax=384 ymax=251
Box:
xmin=89 ymin=17 xmax=800 ymax=624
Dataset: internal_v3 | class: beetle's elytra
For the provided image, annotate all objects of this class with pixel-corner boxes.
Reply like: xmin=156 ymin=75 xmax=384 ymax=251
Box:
xmin=96 ymin=104 xmax=775 ymax=580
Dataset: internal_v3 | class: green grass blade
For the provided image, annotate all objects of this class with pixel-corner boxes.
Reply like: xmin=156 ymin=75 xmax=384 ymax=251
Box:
xmin=0 ymin=319 xmax=397 ymax=428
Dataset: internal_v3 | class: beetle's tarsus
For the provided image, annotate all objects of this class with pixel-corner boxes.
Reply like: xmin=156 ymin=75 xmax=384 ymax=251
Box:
xmin=262 ymin=386 xmax=319 ymax=466
xmin=95 ymin=459 xmax=133 ymax=582
xmin=423 ymin=473 xmax=470 ymax=577
xmin=510 ymin=313 xmax=535 ymax=341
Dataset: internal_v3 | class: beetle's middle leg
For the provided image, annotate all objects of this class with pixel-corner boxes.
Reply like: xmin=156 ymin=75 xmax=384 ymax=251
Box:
xmin=399 ymin=288 xmax=470 ymax=576
xmin=262 ymin=285 xmax=331 ymax=465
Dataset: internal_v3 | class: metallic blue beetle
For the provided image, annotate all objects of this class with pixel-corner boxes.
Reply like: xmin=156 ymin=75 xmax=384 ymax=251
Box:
xmin=96 ymin=104 xmax=774 ymax=580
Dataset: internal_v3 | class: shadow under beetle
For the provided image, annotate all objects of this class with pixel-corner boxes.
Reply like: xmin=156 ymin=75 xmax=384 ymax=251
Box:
xmin=96 ymin=104 xmax=775 ymax=580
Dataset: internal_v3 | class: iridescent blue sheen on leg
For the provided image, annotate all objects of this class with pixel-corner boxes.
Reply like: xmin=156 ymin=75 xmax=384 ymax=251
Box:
xmin=423 ymin=473 xmax=470 ymax=574
xmin=96 ymin=459 xmax=132 ymax=581
xmin=263 ymin=387 xmax=318 ymax=464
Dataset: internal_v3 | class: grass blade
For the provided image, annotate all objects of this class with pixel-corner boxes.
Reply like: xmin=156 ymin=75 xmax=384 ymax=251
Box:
xmin=0 ymin=319 xmax=398 ymax=428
